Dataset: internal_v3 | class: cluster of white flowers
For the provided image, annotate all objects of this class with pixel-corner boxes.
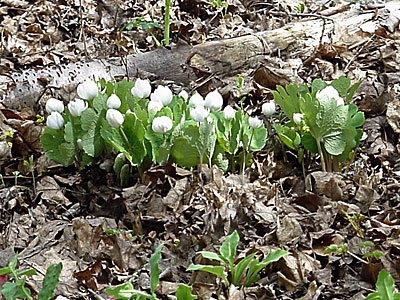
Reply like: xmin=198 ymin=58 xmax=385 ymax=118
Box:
xmin=45 ymin=80 xmax=97 ymax=130
xmin=187 ymin=89 xmax=224 ymax=123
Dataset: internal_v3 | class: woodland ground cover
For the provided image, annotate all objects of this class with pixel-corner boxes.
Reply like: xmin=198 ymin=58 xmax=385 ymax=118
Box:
xmin=1 ymin=0 xmax=400 ymax=299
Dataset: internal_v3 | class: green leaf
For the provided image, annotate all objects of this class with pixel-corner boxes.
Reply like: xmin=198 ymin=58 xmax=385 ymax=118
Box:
xmin=45 ymin=142 xmax=75 ymax=167
xmin=101 ymin=114 xmax=146 ymax=165
xmin=175 ymin=284 xmax=197 ymax=300
xmin=231 ymin=253 xmax=256 ymax=286
xmin=187 ymin=264 xmax=228 ymax=285
xmin=219 ymin=230 xmax=239 ymax=271
xmin=357 ymin=241 xmax=375 ymax=248
xmin=0 ymin=267 xmax=11 ymax=276
xmin=16 ymin=269 xmax=37 ymax=277
xmin=37 ymin=263 xmax=62 ymax=300
xmin=274 ymin=125 xmax=301 ymax=150
xmin=244 ymin=250 xmax=288 ymax=287
xmin=40 ymin=127 xmax=64 ymax=151
xmin=198 ymin=251 xmax=224 ymax=262
xmin=106 ymin=282 xmax=153 ymax=300
xmin=347 ymin=80 xmax=362 ymax=101
xmin=273 ymin=84 xmax=301 ymax=121
xmin=81 ymin=108 xmax=105 ymax=157
xmin=365 ymin=270 xmax=400 ymax=300
xmin=170 ymin=124 xmax=200 ymax=168
xmin=311 ymin=78 xmax=327 ymax=93
xmin=2 ymin=278 xmax=30 ymax=300
xmin=150 ymin=244 xmax=163 ymax=295
xmin=114 ymin=79 xmax=135 ymax=113
xmin=250 ymin=126 xmax=267 ymax=151
xmin=331 ymin=76 xmax=350 ymax=97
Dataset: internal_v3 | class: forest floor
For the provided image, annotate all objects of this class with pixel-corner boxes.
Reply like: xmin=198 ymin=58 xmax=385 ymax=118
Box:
xmin=1 ymin=0 xmax=400 ymax=299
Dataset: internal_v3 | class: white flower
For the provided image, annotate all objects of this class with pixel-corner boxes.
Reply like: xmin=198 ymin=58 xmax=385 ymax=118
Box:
xmin=147 ymin=100 xmax=164 ymax=113
xmin=77 ymin=80 xmax=98 ymax=100
xmin=223 ymin=105 xmax=236 ymax=119
xmin=190 ymin=105 xmax=210 ymax=122
xmin=262 ymin=101 xmax=276 ymax=116
xmin=293 ymin=113 xmax=303 ymax=124
xmin=189 ymin=92 xmax=204 ymax=106
xmin=106 ymin=109 xmax=124 ymax=128
xmin=106 ymin=94 xmax=121 ymax=109
xmin=204 ymin=89 xmax=223 ymax=111
xmin=131 ymin=78 xmax=152 ymax=98
xmin=178 ymin=90 xmax=189 ymax=101
xmin=249 ymin=116 xmax=262 ymax=129
xmin=68 ymin=99 xmax=88 ymax=117
xmin=316 ymin=86 xmax=344 ymax=106
xmin=77 ymin=138 xmax=83 ymax=150
xmin=152 ymin=116 xmax=173 ymax=134
xmin=46 ymin=98 xmax=64 ymax=114
xmin=46 ymin=112 xmax=64 ymax=130
xmin=150 ymin=85 xmax=173 ymax=106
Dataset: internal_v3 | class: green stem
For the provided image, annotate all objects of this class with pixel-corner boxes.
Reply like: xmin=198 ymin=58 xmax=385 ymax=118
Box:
xmin=10 ymin=263 xmax=33 ymax=300
xmin=242 ymin=128 xmax=255 ymax=183
xmin=120 ymin=127 xmax=133 ymax=152
xmin=164 ymin=0 xmax=171 ymax=46
xmin=316 ymin=139 xmax=326 ymax=172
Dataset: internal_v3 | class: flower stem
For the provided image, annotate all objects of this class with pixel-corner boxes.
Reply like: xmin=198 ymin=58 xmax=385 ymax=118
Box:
xmin=316 ymin=139 xmax=326 ymax=172
xmin=120 ymin=127 xmax=133 ymax=153
xmin=164 ymin=0 xmax=171 ymax=46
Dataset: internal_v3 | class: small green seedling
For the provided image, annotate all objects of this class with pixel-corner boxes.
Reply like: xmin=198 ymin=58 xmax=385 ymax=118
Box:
xmin=188 ymin=230 xmax=288 ymax=287
xmin=234 ymin=76 xmax=246 ymax=108
xmin=11 ymin=171 xmax=20 ymax=186
xmin=342 ymin=210 xmax=365 ymax=238
xmin=0 ymin=254 xmax=62 ymax=300
xmin=35 ymin=115 xmax=45 ymax=125
xmin=107 ymin=244 xmax=197 ymax=300
xmin=357 ymin=242 xmax=384 ymax=264
xmin=325 ymin=242 xmax=384 ymax=265
xmin=209 ymin=0 xmax=229 ymax=18
xmin=365 ymin=269 xmax=400 ymax=299
xmin=121 ymin=17 xmax=162 ymax=47
xmin=23 ymin=155 xmax=36 ymax=195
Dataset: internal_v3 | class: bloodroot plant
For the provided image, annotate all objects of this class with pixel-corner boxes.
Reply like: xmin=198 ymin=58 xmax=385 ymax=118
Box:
xmin=40 ymin=78 xmax=269 ymax=185
xmin=272 ymin=76 xmax=364 ymax=172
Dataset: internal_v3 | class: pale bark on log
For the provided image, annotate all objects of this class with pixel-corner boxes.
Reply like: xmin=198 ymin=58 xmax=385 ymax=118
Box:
xmin=1 ymin=2 xmax=400 ymax=110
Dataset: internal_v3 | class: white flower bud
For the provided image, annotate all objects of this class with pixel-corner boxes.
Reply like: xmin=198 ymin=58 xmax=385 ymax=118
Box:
xmin=223 ymin=105 xmax=236 ymax=120
xmin=106 ymin=94 xmax=121 ymax=109
xmin=46 ymin=98 xmax=64 ymax=114
xmin=293 ymin=113 xmax=303 ymax=124
xmin=190 ymin=106 xmax=210 ymax=122
xmin=68 ymin=99 xmax=88 ymax=117
xmin=106 ymin=109 xmax=124 ymax=128
xmin=150 ymin=85 xmax=173 ymax=106
xmin=178 ymin=90 xmax=189 ymax=101
xmin=46 ymin=112 xmax=64 ymax=130
xmin=316 ymin=86 xmax=344 ymax=106
xmin=204 ymin=89 xmax=223 ymax=111
xmin=249 ymin=116 xmax=262 ymax=129
xmin=131 ymin=78 xmax=152 ymax=98
xmin=147 ymin=100 xmax=164 ymax=113
xmin=152 ymin=116 xmax=173 ymax=134
xmin=189 ymin=92 xmax=204 ymax=106
xmin=77 ymin=138 xmax=83 ymax=150
xmin=77 ymin=80 xmax=98 ymax=100
xmin=262 ymin=101 xmax=275 ymax=116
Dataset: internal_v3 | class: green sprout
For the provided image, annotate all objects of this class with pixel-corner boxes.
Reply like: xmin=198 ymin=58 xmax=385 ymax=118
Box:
xmin=23 ymin=155 xmax=36 ymax=195
xmin=209 ymin=0 xmax=229 ymax=18
xmin=188 ymin=230 xmax=288 ymax=287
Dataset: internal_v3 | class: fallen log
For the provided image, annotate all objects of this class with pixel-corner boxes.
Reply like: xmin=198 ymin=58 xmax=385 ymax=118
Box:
xmin=1 ymin=2 xmax=400 ymax=110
